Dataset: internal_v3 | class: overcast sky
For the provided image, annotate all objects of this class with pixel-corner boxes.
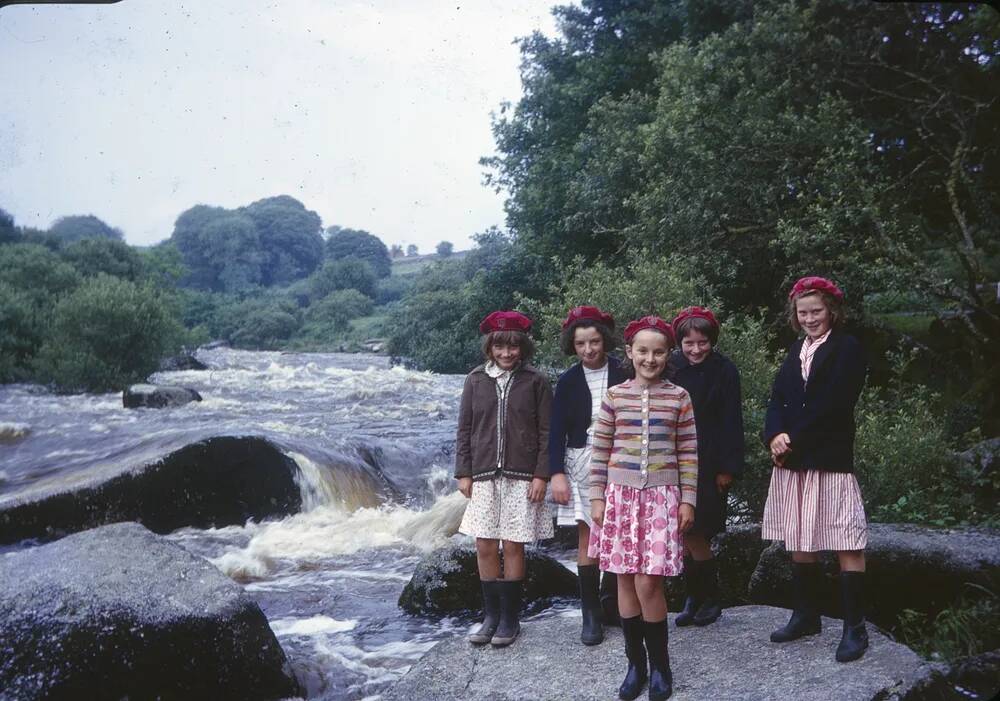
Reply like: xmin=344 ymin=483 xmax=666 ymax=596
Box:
xmin=0 ymin=1 xmax=560 ymax=251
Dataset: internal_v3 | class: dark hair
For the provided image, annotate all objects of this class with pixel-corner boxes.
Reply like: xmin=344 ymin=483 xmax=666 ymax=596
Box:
xmin=674 ymin=316 xmax=719 ymax=345
xmin=481 ymin=329 xmax=535 ymax=363
xmin=558 ymin=320 xmax=615 ymax=357
xmin=787 ymin=290 xmax=844 ymax=333
xmin=621 ymin=328 xmax=674 ymax=379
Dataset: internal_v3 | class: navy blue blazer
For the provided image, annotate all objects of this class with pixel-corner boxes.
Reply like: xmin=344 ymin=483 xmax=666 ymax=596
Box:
xmin=763 ymin=330 xmax=867 ymax=473
xmin=548 ymin=356 xmax=628 ymax=475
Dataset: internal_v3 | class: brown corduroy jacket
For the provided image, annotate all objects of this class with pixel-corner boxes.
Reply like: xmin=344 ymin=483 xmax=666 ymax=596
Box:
xmin=454 ymin=364 xmax=553 ymax=482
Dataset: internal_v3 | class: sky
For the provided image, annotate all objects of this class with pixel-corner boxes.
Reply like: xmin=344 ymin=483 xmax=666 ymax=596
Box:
xmin=0 ymin=0 xmax=561 ymax=251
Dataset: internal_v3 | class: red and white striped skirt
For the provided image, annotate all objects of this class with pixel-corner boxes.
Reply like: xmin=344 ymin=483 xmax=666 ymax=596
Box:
xmin=761 ymin=466 xmax=867 ymax=552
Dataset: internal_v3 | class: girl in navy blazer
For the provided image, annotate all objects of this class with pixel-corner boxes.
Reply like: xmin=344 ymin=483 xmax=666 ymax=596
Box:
xmin=549 ymin=306 xmax=628 ymax=645
xmin=762 ymin=276 xmax=869 ymax=663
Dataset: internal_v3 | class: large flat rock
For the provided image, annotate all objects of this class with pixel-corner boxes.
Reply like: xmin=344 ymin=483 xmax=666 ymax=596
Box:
xmin=0 ymin=522 xmax=302 ymax=700
xmin=386 ymin=605 xmax=922 ymax=701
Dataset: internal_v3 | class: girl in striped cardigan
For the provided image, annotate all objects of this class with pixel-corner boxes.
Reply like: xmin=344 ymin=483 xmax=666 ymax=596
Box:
xmin=588 ymin=316 xmax=698 ymax=701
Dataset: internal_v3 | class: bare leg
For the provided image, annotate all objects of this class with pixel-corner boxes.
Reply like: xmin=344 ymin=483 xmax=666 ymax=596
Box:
xmin=791 ymin=550 xmax=820 ymax=563
xmin=475 ymin=538 xmax=500 ymax=580
xmin=617 ymin=573 xmax=641 ymax=619
xmin=837 ymin=550 xmax=865 ymax=572
xmin=502 ymin=541 xmax=526 ymax=580
xmin=685 ymin=532 xmax=712 ymax=561
xmin=635 ymin=574 xmax=668 ymax=622
xmin=578 ymin=522 xmax=597 ymax=566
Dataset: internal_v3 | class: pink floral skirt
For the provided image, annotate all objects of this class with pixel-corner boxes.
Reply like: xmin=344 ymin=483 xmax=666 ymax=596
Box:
xmin=587 ymin=484 xmax=684 ymax=576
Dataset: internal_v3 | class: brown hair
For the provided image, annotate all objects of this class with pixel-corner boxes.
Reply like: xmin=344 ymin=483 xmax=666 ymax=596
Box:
xmin=674 ymin=316 xmax=719 ymax=345
xmin=481 ymin=329 xmax=535 ymax=363
xmin=558 ymin=320 xmax=615 ymax=357
xmin=787 ymin=290 xmax=845 ymax=333
xmin=621 ymin=328 xmax=674 ymax=379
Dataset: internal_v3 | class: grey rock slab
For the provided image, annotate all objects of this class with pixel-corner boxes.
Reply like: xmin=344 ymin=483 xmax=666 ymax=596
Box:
xmin=123 ymin=383 xmax=203 ymax=409
xmin=385 ymin=605 xmax=922 ymax=701
xmin=0 ymin=522 xmax=302 ymax=700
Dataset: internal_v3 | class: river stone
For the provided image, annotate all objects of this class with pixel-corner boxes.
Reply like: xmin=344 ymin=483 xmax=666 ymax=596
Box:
xmin=157 ymin=351 xmax=208 ymax=372
xmin=0 ymin=436 xmax=302 ymax=545
xmin=123 ymin=383 xmax=203 ymax=409
xmin=384 ymin=605 xmax=922 ymax=700
xmin=875 ymin=650 xmax=1000 ymax=701
xmin=0 ymin=422 xmax=31 ymax=445
xmin=398 ymin=541 xmax=578 ymax=616
xmin=0 ymin=522 xmax=302 ymax=700
xmin=748 ymin=524 xmax=1000 ymax=626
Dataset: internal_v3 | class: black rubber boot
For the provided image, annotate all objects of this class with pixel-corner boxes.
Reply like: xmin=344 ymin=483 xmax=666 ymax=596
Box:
xmin=693 ymin=558 xmax=722 ymax=626
xmin=643 ymin=618 xmax=674 ymax=701
xmin=601 ymin=570 xmax=621 ymax=627
xmin=836 ymin=571 xmax=869 ymax=663
xmin=617 ymin=615 xmax=648 ymax=701
xmin=578 ymin=564 xmax=605 ymax=645
xmin=770 ymin=562 xmax=822 ymax=643
xmin=490 ymin=579 xmax=522 ymax=647
xmin=675 ymin=556 xmax=701 ymax=627
xmin=467 ymin=579 xmax=500 ymax=644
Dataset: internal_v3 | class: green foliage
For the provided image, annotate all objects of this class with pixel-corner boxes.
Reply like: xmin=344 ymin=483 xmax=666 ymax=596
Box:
xmin=139 ymin=241 xmax=189 ymax=289
xmin=34 ymin=275 xmax=181 ymax=392
xmin=374 ymin=274 xmax=413 ymax=305
xmin=306 ymin=289 xmax=374 ymax=326
xmin=227 ymin=299 xmax=301 ymax=350
xmin=308 ymin=257 xmax=377 ymax=300
xmin=240 ymin=195 xmax=324 ymax=286
xmin=325 ymin=226 xmax=392 ymax=278
xmin=898 ymin=585 xmax=1000 ymax=661
xmin=60 ymin=238 xmax=145 ymax=281
xmin=0 ymin=283 xmax=38 ymax=382
xmin=0 ymin=243 xmax=81 ymax=308
xmin=48 ymin=214 xmax=123 ymax=243
xmin=172 ymin=205 xmax=264 ymax=292
xmin=436 ymin=241 xmax=454 ymax=257
xmin=0 ymin=208 xmax=15 ymax=244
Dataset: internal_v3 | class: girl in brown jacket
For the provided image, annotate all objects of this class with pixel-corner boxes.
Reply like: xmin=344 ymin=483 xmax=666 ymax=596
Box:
xmin=455 ymin=310 xmax=553 ymax=648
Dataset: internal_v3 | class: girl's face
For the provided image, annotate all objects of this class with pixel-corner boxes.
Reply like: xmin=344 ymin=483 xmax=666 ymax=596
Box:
xmin=573 ymin=326 xmax=607 ymax=370
xmin=491 ymin=341 xmax=522 ymax=371
xmin=795 ymin=294 xmax=832 ymax=340
xmin=680 ymin=329 xmax=712 ymax=365
xmin=625 ymin=329 xmax=670 ymax=384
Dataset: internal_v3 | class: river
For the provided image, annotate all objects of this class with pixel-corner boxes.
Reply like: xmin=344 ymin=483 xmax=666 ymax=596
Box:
xmin=0 ymin=348 xmax=575 ymax=700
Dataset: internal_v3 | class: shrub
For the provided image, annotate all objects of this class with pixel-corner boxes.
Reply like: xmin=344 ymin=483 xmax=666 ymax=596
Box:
xmin=60 ymin=237 xmax=145 ymax=281
xmin=0 ymin=283 xmax=38 ymax=382
xmin=306 ymin=289 xmax=374 ymax=327
xmin=34 ymin=274 xmax=182 ymax=392
xmin=308 ymin=257 xmax=377 ymax=300
xmin=897 ymin=585 xmax=1000 ymax=661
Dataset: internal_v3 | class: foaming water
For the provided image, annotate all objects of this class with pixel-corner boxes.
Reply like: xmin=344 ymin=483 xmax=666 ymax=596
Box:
xmin=1 ymin=349 xmax=483 ymax=699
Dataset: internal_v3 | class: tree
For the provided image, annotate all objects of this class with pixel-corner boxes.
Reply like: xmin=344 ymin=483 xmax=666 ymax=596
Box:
xmin=0 ymin=208 xmax=16 ymax=244
xmin=436 ymin=241 xmax=454 ymax=257
xmin=325 ymin=226 xmax=392 ymax=278
xmin=0 ymin=283 xmax=37 ymax=382
xmin=48 ymin=215 xmax=124 ymax=243
xmin=240 ymin=195 xmax=324 ymax=286
xmin=307 ymin=256 xmax=377 ymax=300
xmin=34 ymin=274 xmax=181 ymax=392
xmin=60 ymin=238 xmax=145 ymax=281
xmin=0 ymin=243 xmax=81 ymax=309
xmin=140 ymin=241 xmax=188 ymax=289
xmin=406 ymin=244 xmax=419 ymax=257
xmin=390 ymin=244 xmax=405 ymax=259
xmin=171 ymin=205 xmax=263 ymax=292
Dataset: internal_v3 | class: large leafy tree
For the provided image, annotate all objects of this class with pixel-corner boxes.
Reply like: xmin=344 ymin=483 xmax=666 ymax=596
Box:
xmin=171 ymin=205 xmax=264 ymax=292
xmin=0 ymin=208 xmax=16 ymax=244
xmin=60 ymin=238 xmax=145 ymax=282
xmin=240 ymin=195 xmax=324 ymax=286
xmin=325 ymin=226 xmax=392 ymax=278
xmin=48 ymin=214 xmax=124 ymax=243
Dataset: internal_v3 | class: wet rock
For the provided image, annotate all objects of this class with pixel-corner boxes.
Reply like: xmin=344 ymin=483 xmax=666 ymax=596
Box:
xmin=876 ymin=650 xmax=1000 ymax=700
xmin=398 ymin=541 xmax=578 ymax=616
xmin=158 ymin=351 xmax=208 ymax=372
xmin=748 ymin=524 xmax=1000 ymax=626
xmin=0 ymin=422 xmax=31 ymax=445
xmin=0 ymin=522 xmax=302 ymax=700
xmin=0 ymin=436 xmax=302 ymax=545
xmin=123 ymin=383 xmax=203 ymax=409
xmin=201 ymin=339 xmax=230 ymax=350
xmin=385 ymin=605 xmax=922 ymax=701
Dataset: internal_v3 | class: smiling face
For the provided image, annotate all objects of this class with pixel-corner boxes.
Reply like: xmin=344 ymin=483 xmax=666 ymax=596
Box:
xmin=491 ymin=341 xmax=522 ymax=371
xmin=795 ymin=293 xmax=832 ymax=340
xmin=625 ymin=328 xmax=670 ymax=384
xmin=680 ymin=329 xmax=712 ymax=365
xmin=573 ymin=325 xmax=607 ymax=370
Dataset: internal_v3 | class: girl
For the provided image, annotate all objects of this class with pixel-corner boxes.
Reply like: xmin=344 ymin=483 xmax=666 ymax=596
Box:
xmin=667 ymin=307 xmax=744 ymax=628
xmin=762 ymin=276 xmax=869 ymax=663
xmin=589 ymin=316 xmax=697 ymax=701
xmin=455 ymin=310 xmax=553 ymax=648
xmin=549 ymin=305 xmax=628 ymax=645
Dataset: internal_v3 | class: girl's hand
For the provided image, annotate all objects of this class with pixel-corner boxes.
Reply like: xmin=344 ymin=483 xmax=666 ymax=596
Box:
xmin=770 ymin=432 xmax=792 ymax=458
xmin=715 ymin=472 xmax=733 ymax=493
xmin=528 ymin=477 xmax=547 ymax=503
xmin=591 ymin=499 xmax=605 ymax=528
xmin=457 ymin=477 xmax=473 ymax=499
xmin=550 ymin=473 xmax=571 ymax=505
xmin=678 ymin=503 xmax=695 ymax=533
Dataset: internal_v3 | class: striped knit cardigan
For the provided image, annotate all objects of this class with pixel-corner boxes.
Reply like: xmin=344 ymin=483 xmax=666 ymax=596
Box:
xmin=588 ymin=378 xmax=699 ymax=506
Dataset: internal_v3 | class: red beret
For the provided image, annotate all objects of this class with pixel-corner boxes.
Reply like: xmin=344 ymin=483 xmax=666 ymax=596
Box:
xmin=479 ymin=310 xmax=533 ymax=334
xmin=788 ymin=276 xmax=844 ymax=301
xmin=623 ymin=315 xmax=675 ymax=346
xmin=671 ymin=306 xmax=719 ymax=332
xmin=561 ymin=305 xmax=615 ymax=330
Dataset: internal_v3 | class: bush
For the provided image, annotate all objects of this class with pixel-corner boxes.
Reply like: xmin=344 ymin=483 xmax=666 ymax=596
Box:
xmin=34 ymin=275 xmax=182 ymax=392
xmin=897 ymin=585 xmax=1000 ymax=661
xmin=0 ymin=283 xmax=38 ymax=382
xmin=60 ymin=238 xmax=145 ymax=281
xmin=306 ymin=289 xmax=374 ymax=327
xmin=0 ymin=243 xmax=80 ymax=308
xmin=308 ymin=257 xmax=377 ymax=300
